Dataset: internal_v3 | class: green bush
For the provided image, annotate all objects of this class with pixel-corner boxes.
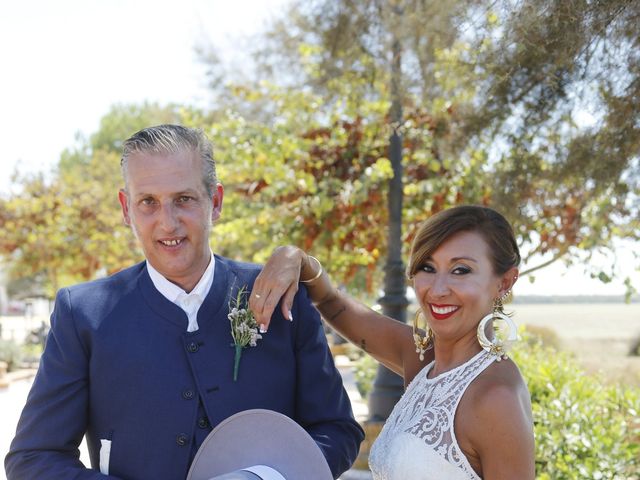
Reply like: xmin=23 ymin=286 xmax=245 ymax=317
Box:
xmin=352 ymin=336 xmax=640 ymax=479
xmin=0 ymin=338 xmax=24 ymax=372
xmin=630 ymin=335 xmax=640 ymax=357
xmin=512 ymin=336 xmax=640 ymax=479
xmin=354 ymin=353 xmax=378 ymax=399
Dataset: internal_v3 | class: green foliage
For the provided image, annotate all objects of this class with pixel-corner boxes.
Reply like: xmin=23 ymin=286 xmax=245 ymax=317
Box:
xmin=512 ymin=337 xmax=640 ymax=479
xmin=208 ymin=80 xmax=490 ymax=291
xmin=0 ymin=151 xmax=140 ymax=296
xmin=624 ymin=277 xmax=638 ymax=304
xmin=0 ymin=339 xmax=24 ymax=372
xmin=630 ymin=336 xmax=640 ymax=358
xmin=461 ymin=0 xmax=640 ymax=276
xmin=353 ymin=353 xmax=378 ymax=399
xmin=238 ymin=0 xmax=640 ymax=284
xmin=209 ymin=83 xmax=396 ymax=288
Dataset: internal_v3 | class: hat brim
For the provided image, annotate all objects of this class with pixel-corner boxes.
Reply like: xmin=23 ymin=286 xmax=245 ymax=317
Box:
xmin=186 ymin=409 xmax=333 ymax=480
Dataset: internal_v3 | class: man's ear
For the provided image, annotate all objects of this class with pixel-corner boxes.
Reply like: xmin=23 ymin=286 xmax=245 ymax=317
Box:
xmin=118 ymin=189 xmax=131 ymax=226
xmin=211 ymin=183 xmax=224 ymax=222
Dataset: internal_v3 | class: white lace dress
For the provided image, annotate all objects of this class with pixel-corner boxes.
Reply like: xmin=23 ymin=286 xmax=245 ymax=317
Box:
xmin=368 ymin=350 xmax=496 ymax=480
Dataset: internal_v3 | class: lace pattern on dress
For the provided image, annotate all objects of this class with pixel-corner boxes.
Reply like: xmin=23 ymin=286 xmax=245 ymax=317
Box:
xmin=369 ymin=350 xmax=496 ymax=480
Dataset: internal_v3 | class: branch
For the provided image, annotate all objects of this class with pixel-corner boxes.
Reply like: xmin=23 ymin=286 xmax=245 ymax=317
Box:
xmin=519 ymin=249 xmax=569 ymax=277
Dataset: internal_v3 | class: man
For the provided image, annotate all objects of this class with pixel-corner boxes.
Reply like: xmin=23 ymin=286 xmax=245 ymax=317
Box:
xmin=5 ymin=125 xmax=364 ymax=479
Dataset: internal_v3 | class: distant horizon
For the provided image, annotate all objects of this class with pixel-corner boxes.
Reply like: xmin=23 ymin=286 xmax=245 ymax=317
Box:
xmin=513 ymin=294 xmax=639 ymax=304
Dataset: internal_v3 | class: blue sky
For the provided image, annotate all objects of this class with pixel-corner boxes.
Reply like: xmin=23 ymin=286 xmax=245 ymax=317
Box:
xmin=0 ymin=0 xmax=637 ymax=296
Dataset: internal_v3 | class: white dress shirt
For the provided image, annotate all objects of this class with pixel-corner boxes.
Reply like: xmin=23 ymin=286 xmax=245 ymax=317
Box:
xmin=147 ymin=253 xmax=215 ymax=332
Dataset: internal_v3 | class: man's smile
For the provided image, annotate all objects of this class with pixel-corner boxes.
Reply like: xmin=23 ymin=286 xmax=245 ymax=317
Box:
xmin=158 ymin=238 xmax=185 ymax=247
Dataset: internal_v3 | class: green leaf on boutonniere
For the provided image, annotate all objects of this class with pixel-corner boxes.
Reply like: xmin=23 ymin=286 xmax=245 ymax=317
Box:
xmin=228 ymin=285 xmax=262 ymax=381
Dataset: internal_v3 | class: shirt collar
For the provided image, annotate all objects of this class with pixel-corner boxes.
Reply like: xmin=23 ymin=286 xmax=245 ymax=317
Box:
xmin=146 ymin=251 xmax=216 ymax=303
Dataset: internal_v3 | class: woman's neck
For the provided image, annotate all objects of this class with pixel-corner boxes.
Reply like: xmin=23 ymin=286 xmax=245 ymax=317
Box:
xmin=429 ymin=334 xmax=482 ymax=378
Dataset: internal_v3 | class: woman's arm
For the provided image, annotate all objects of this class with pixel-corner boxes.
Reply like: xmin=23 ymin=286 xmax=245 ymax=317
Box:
xmin=250 ymin=246 xmax=432 ymax=377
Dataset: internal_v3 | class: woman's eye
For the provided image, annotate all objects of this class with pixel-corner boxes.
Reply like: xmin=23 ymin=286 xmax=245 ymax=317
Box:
xmin=420 ymin=264 xmax=435 ymax=273
xmin=452 ymin=266 xmax=471 ymax=275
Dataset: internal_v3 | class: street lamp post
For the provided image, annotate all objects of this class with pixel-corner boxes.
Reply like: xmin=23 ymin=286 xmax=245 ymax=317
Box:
xmin=367 ymin=32 xmax=408 ymax=421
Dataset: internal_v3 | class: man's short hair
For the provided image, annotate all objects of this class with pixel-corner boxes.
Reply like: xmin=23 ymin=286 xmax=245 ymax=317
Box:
xmin=121 ymin=125 xmax=217 ymax=195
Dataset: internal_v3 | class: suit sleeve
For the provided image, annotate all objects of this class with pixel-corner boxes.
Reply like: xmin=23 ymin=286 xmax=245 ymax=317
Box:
xmin=4 ymin=288 xmax=121 ymax=480
xmin=292 ymin=286 xmax=365 ymax=479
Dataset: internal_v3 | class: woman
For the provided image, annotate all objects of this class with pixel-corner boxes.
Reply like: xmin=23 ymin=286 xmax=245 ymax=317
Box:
xmin=250 ymin=205 xmax=535 ymax=479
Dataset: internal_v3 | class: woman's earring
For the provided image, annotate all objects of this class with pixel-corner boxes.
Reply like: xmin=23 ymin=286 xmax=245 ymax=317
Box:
xmin=477 ymin=296 xmax=518 ymax=361
xmin=413 ymin=309 xmax=433 ymax=362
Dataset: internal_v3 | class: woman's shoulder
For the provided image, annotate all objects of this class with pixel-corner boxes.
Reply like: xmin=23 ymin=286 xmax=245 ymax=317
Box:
xmin=478 ymin=357 xmax=527 ymax=388
xmin=458 ymin=358 xmax=533 ymax=438
xmin=457 ymin=359 xmax=531 ymax=431
xmin=465 ymin=358 xmax=530 ymax=410
xmin=456 ymin=358 xmax=535 ymax=477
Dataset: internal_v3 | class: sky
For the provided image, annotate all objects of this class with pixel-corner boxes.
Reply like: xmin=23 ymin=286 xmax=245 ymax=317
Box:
xmin=0 ymin=0 xmax=287 ymax=189
xmin=0 ymin=0 xmax=638 ymax=297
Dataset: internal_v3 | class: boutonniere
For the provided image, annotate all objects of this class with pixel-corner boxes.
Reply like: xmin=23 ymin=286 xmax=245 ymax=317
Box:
xmin=228 ymin=285 xmax=262 ymax=381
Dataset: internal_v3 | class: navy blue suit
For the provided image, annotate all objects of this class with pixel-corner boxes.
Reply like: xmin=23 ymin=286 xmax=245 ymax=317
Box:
xmin=5 ymin=256 xmax=364 ymax=479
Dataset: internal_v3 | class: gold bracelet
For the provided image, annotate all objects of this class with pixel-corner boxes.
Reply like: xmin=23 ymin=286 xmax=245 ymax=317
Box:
xmin=300 ymin=255 xmax=323 ymax=283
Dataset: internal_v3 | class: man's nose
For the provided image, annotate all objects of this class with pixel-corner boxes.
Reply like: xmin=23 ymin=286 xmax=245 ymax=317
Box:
xmin=158 ymin=202 xmax=179 ymax=232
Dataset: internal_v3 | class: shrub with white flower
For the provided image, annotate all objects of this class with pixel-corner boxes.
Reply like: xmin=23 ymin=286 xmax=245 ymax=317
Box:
xmin=228 ymin=285 xmax=262 ymax=381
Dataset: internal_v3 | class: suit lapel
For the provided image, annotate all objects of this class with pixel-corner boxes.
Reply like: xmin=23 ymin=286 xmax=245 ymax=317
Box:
xmin=196 ymin=255 xmax=237 ymax=329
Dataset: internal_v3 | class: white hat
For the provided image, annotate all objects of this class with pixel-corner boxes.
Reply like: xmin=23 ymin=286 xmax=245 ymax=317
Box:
xmin=186 ymin=409 xmax=333 ymax=480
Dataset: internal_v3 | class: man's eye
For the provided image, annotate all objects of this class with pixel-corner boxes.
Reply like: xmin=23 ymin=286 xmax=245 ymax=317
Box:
xmin=141 ymin=198 xmax=155 ymax=206
xmin=177 ymin=196 xmax=193 ymax=203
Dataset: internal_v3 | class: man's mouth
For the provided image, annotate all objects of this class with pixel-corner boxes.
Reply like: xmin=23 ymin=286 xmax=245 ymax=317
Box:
xmin=429 ymin=304 xmax=460 ymax=320
xmin=159 ymin=238 xmax=184 ymax=247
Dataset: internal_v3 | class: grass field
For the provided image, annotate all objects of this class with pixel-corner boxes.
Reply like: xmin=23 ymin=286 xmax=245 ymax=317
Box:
xmin=512 ymin=303 xmax=640 ymax=385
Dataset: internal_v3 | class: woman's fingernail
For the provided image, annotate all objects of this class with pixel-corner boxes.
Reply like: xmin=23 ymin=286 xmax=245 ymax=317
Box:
xmin=288 ymin=311 xmax=293 ymax=322
xmin=260 ymin=324 xmax=268 ymax=333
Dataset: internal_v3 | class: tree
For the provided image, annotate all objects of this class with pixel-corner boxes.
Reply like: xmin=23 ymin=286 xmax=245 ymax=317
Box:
xmin=205 ymin=0 xmax=639 ymax=287
xmin=462 ymin=0 xmax=640 ymax=278
xmin=0 ymin=151 xmax=138 ymax=298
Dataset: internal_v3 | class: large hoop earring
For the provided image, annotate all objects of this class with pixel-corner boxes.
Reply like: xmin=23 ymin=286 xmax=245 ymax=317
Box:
xmin=413 ymin=309 xmax=433 ymax=362
xmin=477 ymin=298 xmax=518 ymax=361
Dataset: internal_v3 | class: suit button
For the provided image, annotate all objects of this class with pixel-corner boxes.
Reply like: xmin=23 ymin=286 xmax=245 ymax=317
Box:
xmin=187 ymin=342 xmax=199 ymax=353
xmin=182 ymin=389 xmax=194 ymax=400
xmin=176 ymin=434 xmax=188 ymax=446
xmin=198 ymin=417 xmax=209 ymax=429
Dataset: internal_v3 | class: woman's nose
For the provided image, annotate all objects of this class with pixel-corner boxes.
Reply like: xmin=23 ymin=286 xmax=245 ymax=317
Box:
xmin=414 ymin=272 xmax=450 ymax=299
xmin=429 ymin=273 xmax=451 ymax=297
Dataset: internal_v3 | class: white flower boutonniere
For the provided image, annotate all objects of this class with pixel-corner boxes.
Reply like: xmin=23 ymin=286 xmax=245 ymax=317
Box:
xmin=228 ymin=285 xmax=262 ymax=381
